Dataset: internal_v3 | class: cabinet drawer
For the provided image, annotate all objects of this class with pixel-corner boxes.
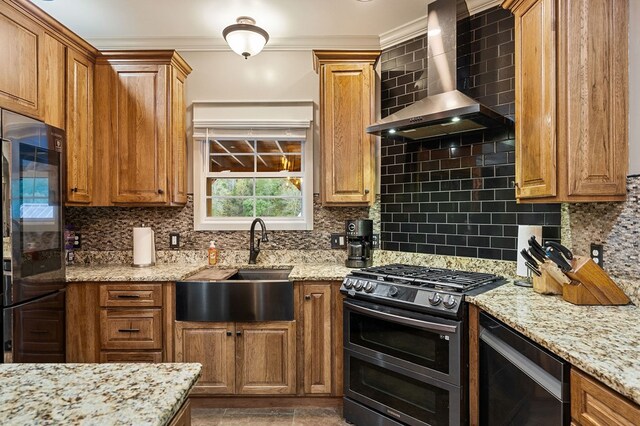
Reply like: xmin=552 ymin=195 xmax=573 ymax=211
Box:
xmin=100 ymin=351 xmax=163 ymax=363
xmin=100 ymin=309 xmax=162 ymax=350
xmin=99 ymin=284 xmax=162 ymax=307
xmin=571 ymin=369 xmax=640 ymax=425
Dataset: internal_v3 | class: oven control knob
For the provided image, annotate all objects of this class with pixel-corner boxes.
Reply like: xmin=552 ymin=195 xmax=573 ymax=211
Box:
xmin=364 ymin=282 xmax=375 ymax=293
xmin=343 ymin=278 xmax=354 ymax=289
xmin=428 ymin=292 xmax=442 ymax=306
xmin=388 ymin=286 xmax=399 ymax=297
xmin=443 ymin=295 xmax=457 ymax=309
xmin=355 ymin=280 xmax=365 ymax=291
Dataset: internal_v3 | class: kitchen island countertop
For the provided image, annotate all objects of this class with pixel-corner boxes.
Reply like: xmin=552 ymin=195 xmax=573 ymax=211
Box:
xmin=0 ymin=363 xmax=201 ymax=426
xmin=468 ymin=283 xmax=640 ymax=406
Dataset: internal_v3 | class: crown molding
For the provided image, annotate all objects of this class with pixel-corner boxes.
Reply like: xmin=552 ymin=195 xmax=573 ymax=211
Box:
xmin=379 ymin=15 xmax=428 ymax=51
xmin=86 ymin=35 xmax=381 ymax=52
xmin=467 ymin=0 xmax=502 ymax=15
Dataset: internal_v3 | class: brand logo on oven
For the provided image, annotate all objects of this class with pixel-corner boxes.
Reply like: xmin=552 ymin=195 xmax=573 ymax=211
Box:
xmin=386 ymin=409 xmax=402 ymax=419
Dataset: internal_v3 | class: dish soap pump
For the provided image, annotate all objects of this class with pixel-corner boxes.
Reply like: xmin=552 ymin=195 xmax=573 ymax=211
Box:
xmin=208 ymin=241 xmax=219 ymax=266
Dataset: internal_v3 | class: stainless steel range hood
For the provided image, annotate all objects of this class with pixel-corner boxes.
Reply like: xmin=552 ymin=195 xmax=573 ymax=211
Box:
xmin=367 ymin=0 xmax=513 ymax=140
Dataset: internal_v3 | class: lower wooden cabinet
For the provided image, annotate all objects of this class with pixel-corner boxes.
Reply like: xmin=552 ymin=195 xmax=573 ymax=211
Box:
xmin=571 ymin=369 xmax=640 ymax=426
xmin=174 ymin=321 xmax=296 ymax=396
xmin=168 ymin=399 xmax=191 ymax=426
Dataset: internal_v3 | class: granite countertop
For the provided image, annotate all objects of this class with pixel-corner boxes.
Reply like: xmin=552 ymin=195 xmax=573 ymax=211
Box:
xmin=66 ymin=263 xmax=208 ymax=282
xmin=65 ymin=262 xmax=352 ymax=282
xmin=0 ymin=363 xmax=201 ymax=426
xmin=468 ymin=283 xmax=640 ymax=405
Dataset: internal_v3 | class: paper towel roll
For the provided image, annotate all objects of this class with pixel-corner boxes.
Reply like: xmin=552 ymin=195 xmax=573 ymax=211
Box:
xmin=516 ymin=225 xmax=542 ymax=277
xmin=133 ymin=227 xmax=156 ymax=267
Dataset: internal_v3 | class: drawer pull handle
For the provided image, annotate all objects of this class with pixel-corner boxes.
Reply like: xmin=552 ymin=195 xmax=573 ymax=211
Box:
xmin=116 ymin=294 xmax=141 ymax=299
xmin=118 ymin=328 xmax=140 ymax=333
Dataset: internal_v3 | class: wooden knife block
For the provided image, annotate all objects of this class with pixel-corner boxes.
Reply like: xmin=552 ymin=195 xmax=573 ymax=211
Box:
xmin=532 ymin=263 xmax=567 ymax=295
xmin=562 ymin=256 xmax=630 ymax=305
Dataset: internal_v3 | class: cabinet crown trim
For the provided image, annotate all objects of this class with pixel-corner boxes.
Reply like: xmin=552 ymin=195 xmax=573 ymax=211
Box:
xmin=97 ymin=50 xmax=192 ymax=75
xmin=312 ymin=50 xmax=380 ymax=72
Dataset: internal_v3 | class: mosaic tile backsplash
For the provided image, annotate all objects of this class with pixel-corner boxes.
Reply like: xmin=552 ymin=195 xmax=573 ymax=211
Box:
xmin=65 ymin=195 xmax=371 ymax=252
xmin=379 ymin=6 xmax=561 ymax=261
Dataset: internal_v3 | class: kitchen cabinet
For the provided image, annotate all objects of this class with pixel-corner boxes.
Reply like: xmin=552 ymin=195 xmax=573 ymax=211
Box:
xmin=66 ymin=282 xmax=174 ymax=363
xmin=504 ymin=0 xmax=628 ymax=203
xmin=66 ymin=48 xmax=95 ymax=204
xmin=168 ymin=399 xmax=191 ymax=426
xmin=571 ymin=368 xmax=640 ymax=426
xmin=313 ymin=51 xmax=379 ymax=206
xmin=174 ymin=321 xmax=296 ymax=395
xmin=0 ymin=2 xmax=44 ymax=119
xmin=41 ymin=32 xmax=66 ymax=130
xmin=94 ymin=51 xmax=192 ymax=206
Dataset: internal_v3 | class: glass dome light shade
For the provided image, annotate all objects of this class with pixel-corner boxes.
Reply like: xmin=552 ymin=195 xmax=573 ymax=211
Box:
xmin=223 ymin=17 xmax=269 ymax=59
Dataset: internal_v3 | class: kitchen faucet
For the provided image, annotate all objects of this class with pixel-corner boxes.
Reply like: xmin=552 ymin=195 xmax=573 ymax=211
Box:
xmin=249 ymin=218 xmax=269 ymax=264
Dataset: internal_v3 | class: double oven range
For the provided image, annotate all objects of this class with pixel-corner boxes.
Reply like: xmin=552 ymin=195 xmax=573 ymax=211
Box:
xmin=341 ymin=264 xmax=505 ymax=426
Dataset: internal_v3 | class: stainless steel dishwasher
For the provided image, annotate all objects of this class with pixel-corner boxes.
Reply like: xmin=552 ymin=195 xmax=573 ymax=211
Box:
xmin=175 ymin=268 xmax=293 ymax=322
xmin=479 ymin=312 xmax=571 ymax=425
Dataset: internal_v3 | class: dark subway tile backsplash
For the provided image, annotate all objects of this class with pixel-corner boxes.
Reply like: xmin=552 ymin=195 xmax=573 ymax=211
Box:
xmin=379 ymin=7 xmax=561 ymax=262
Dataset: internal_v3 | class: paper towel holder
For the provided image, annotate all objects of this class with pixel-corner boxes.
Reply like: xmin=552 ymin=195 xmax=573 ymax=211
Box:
xmin=133 ymin=226 xmax=156 ymax=268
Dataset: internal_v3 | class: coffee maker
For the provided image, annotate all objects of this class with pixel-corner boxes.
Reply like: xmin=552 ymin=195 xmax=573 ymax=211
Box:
xmin=345 ymin=219 xmax=374 ymax=268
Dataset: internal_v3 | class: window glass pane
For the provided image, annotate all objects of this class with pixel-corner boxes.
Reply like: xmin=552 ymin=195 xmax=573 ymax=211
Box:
xmin=255 ymin=178 xmax=302 ymax=197
xmin=210 ymin=140 xmax=255 ymax=154
xmin=207 ymin=197 xmax=254 ymax=217
xmin=207 ymin=178 xmax=253 ymax=197
xmin=256 ymin=140 xmax=302 ymax=153
xmin=256 ymin=198 xmax=302 ymax=217
xmin=209 ymin=155 xmax=254 ymax=172
xmin=257 ymin=155 xmax=301 ymax=172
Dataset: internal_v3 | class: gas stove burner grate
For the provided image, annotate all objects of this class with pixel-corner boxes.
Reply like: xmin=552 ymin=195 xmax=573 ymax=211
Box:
xmin=353 ymin=264 xmax=502 ymax=293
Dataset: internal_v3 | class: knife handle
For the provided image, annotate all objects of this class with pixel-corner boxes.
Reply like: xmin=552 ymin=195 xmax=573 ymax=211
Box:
xmin=545 ymin=241 xmax=574 ymax=260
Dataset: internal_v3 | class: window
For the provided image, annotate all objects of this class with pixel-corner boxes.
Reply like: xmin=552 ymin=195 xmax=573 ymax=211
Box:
xmin=192 ymin=101 xmax=314 ymax=231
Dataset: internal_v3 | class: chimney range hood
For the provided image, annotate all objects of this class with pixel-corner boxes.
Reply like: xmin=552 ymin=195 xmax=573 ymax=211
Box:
xmin=367 ymin=0 xmax=513 ymax=140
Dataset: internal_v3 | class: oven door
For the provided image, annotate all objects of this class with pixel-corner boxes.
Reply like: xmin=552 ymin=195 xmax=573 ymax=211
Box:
xmin=344 ymin=348 xmax=461 ymax=426
xmin=343 ymin=298 xmax=462 ymax=385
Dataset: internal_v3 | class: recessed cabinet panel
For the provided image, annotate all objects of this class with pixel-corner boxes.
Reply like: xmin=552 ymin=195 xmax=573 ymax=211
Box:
xmin=170 ymin=68 xmax=188 ymax=205
xmin=111 ymin=65 xmax=168 ymax=204
xmin=42 ymin=33 xmax=66 ymax=130
xmin=303 ymin=284 xmax=332 ymax=394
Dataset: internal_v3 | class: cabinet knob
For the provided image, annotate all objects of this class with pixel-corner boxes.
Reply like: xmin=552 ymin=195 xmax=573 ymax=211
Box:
xmin=304 ymin=295 xmax=311 ymax=301
xmin=157 ymin=189 xmax=164 ymax=194
xmin=511 ymin=180 xmax=520 ymax=189
xmin=364 ymin=189 xmax=370 ymax=194
xmin=226 ymin=331 xmax=232 ymax=336
xmin=70 ymin=187 xmax=78 ymax=193
xmin=236 ymin=331 xmax=242 ymax=336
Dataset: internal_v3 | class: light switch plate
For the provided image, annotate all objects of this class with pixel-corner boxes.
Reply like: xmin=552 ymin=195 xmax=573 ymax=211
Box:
xmin=372 ymin=234 xmax=380 ymax=249
xmin=169 ymin=232 xmax=180 ymax=249
xmin=330 ymin=233 xmax=346 ymax=249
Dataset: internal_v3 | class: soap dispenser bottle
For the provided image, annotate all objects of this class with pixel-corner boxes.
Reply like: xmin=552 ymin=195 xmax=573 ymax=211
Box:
xmin=208 ymin=241 xmax=219 ymax=266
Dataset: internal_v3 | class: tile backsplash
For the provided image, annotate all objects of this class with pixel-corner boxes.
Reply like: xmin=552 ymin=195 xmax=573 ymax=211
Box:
xmin=379 ymin=6 xmax=561 ymax=261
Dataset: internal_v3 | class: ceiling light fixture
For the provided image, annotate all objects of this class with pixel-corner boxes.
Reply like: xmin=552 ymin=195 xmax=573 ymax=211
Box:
xmin=222 ymin=16 xmax=269 ymax=59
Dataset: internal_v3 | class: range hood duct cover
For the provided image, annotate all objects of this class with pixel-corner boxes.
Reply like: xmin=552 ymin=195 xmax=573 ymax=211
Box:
xmin=368 ymin=0 xmax=513 ymax=140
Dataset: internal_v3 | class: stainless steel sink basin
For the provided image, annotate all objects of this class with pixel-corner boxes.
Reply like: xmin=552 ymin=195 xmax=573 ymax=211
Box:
xmin=176 ymin=268 xmax=293 ymax=322
xmin=227 ymin=268 xmax=291 ymax=281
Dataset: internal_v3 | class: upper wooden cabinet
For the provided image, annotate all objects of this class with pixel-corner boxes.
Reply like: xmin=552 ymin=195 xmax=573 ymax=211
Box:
xmin=504 ymin=0 xmax=628 ymax=203
xmin=314 ymin=50 xmax=379 ymax=206
xmin=94 ymin=51 xmax=191 ymax=206
xmin=66 ymin=49 xmax=94 ymax=204
xmin=0 ymin=2 xmax=44 ymax=118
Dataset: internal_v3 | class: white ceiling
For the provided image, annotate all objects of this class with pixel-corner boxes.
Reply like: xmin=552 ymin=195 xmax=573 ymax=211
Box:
xmin=33 ymin=0 xmax=436 ymax=50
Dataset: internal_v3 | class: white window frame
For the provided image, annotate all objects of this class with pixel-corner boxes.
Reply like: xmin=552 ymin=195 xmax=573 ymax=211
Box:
xmin=192 ymin=101 xmax=314 ymax=231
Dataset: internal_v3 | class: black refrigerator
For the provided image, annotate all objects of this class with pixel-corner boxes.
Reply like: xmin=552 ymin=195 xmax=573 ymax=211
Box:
xmin=2 ymin=109 xmax=66 ymax=363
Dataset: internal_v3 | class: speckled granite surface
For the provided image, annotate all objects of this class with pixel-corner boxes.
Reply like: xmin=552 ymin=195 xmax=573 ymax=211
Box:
xmin=66 ymin=263 xmax=207 ymax=282
xmin=289 ymin=264 xmax=354 ymax=281
xmin=468 ymin=283 xmax=640 ymax=405
xmin=0 ymin=363 xmax=201 ymax=426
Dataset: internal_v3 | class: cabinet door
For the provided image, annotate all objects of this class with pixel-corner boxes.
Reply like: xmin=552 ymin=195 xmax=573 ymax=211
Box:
xmin=174 ymin=322 xmax=235 ymax=395
xmin=66 ymin=49 xmax=94 ymax=204
xmin=170 ymin=67 xmax=187 ymax=205
xmin=0 ymin=4 xmax=44 ymax=118
xmin=110 ymin=64 xmax=168 ymax=204
xmin=321 ymin=63 xmax=375 ymax=205
xmin=302 ymin=284 xmax=332 ymax=394
xmin=512 ymin=0 xmax=557 ymax=199
xmin=571 ymin=369 xmax=640 ymax=426
xmin=563 ymin=0 xmax=627 ymax=197
xmin=42 ymin=33 xmax=66 ymax=130
xmin=236 ymin=321 xmax=296 ymax=395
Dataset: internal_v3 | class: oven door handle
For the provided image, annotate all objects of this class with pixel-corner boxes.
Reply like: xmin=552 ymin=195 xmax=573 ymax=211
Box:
xmin=345 ymin=301 xmax=458 ymax=334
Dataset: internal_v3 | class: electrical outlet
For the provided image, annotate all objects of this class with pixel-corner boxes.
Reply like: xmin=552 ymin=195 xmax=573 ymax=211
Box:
xmin=330 ymin=233 xmax=346 ymax=249
xmin=169 ymin=232 xmax=180 ymax=249
xmin=372 ymin=234 xmax=380 ymax=249
xmin=73 ymin=233 xmax=81 ymax=249
xmin=590 ymin=243 xmax=604 ymax=267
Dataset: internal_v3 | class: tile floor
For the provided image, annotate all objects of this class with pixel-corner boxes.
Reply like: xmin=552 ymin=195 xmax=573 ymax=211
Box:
xmin=191 ymin=407 xmax=350 ymax=426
